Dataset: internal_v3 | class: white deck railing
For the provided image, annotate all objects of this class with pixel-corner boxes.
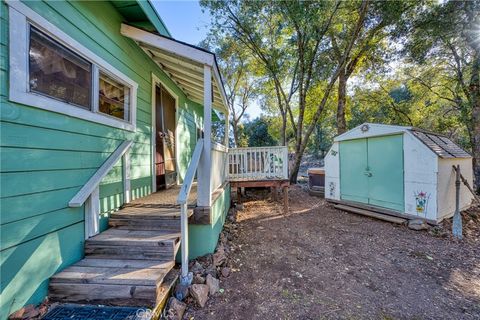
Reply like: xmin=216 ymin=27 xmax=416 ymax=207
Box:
xmin=228 ymin=146 xmax=289 ymax=180
xmin=211 ymin=142 xmax=228 ymax=192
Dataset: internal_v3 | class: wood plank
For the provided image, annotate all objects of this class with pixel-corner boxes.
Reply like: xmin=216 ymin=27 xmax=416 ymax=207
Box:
xmin=0 ymin=121 xmax=150 ymax=154
xmin=328 ymin=199 xmax=438 ymax=225
xmin=50 ymin=266 xmax=167 ymax=286
xmin=283 ymin=186 xmax=289 ymax=214
xmin=154 ymin=268 xmax=179 ymax=312
xmin=334 ymin=204 xmax=407 ymax=224
xmin=1 ymin=168 xmax=94 ymax=198
xmin=86 ymin=229 xmax=180 ymax=247
xmin=1 ymin=207 xmax=83 ymax=251
xmin=230 ymin=179 xmax=290 ymax=188
xmin=84 ymin=246 xmax=176 ymax=261
xmin=108 ymin=218 xmax=180 ymax=231
xmin=48 ymin=283 xmax=157 ymax=306
xmin=75 ymin=258 xmax=174 ymax=270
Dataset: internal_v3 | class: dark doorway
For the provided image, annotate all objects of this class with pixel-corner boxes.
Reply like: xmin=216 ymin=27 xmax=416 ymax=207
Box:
xmin=155 ymin=84 xmax=177 ymax=190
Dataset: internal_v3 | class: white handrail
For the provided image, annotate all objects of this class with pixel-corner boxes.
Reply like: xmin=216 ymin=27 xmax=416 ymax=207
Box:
xmin=176 ymin=138 xmax=204 ymax=281
xmin=69 ymin=140 xmax=133 ymax=207
xmin=177 ymin=138 xmax=204 ymax=205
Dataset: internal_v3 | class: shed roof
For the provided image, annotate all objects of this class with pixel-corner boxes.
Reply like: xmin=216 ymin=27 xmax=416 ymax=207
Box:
xmin=409 ymin=128 xmax=471 ymax=159
xmin=334 ymin=123 xmax=471 ymax=159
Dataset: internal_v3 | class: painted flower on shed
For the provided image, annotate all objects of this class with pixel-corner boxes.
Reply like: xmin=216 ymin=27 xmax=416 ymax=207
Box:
xmin=414 ymin=191 xmax=430 ymax=216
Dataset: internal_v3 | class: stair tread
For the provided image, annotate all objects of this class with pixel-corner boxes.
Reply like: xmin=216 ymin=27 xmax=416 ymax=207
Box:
xmin=75 ymin=258 xmax=174 ymax=270
xmin=86 ymin=229 xmax=180 ymax=247
xmin=112 ymin=206 xmax=193 ymax=219
xmin=334 ymin=204 xmax=406 ymax=224
xmin=50 ymin=265 xmax=170 ymax=286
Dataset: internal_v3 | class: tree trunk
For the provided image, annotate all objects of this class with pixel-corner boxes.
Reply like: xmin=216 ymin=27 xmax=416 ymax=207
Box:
xmin=289 ymin=138 xmax=309 ymax=184
xmin=232 ymin=121 xmax=239 ymax=147
xmin=470 ymin=52 xmax=480 ymax=192
xmin=280 ymin=113 xmax=287 ymax=146
xmin=337 ymin=67 xmax=347 ymax=135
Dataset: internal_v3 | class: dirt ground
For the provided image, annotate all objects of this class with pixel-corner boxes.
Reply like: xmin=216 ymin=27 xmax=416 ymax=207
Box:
xmin=185 ymin=185 xmax=480 ymax=320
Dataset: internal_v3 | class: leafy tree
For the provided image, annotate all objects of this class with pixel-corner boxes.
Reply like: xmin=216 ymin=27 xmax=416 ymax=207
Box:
xmin=330 ymin=1 xmax=415 ymax=134
xmin=200 ymin=36 xmax=258 ymax=147
xmin=202 ymin=0 xmax=370 ymax=183
xmin=243 ymin=117 xmax=278 ymax=147
xmin=403 ymin=0 xmax=480 ymax=188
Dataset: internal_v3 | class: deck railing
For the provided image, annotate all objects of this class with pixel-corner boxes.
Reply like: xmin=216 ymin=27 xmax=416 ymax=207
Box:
xmin=211 ymin=142 xmax=228 ymax=192
xmin=228 ymin=146 xmax=289 ymax=180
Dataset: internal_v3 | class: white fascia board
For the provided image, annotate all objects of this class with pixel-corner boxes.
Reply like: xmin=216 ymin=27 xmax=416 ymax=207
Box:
xmin=121 ymin=23 xmax=214 ymax=66
xmin=334 ymin=123 xmax=411 ymax=142
xmin=212 ymin=63 xmax=230 ymax=114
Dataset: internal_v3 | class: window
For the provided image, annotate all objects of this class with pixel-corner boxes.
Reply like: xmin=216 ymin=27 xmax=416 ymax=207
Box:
xmin=29 ymin=27 xmax=92 ymax=109
xmin=8 ymin=1 xmax=138 ymax=131
xmin=99 ymin=71 xmax=130 ymax=121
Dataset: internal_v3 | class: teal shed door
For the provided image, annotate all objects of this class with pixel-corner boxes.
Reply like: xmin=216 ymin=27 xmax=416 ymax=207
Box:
xmin=340 ymin=134 xmax=404 ymax=212
xmin=339 ymin=139 xmax=369 ymax=203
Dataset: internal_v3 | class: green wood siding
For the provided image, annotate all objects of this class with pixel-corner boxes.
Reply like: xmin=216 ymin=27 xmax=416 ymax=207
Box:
xmin=0 ymin=1 xmax=204 ymax=317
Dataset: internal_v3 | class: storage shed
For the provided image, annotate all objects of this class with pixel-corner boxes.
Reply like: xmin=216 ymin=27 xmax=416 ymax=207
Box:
xmin=325 ymin=123 xmax=474 ymax=223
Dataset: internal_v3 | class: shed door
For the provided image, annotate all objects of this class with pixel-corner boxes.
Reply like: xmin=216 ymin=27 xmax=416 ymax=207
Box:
xmin=340 ymin=134 xmax=404 ymax=212
xmin=339 ymin=139 xmax=369 ymax=203
xmin=367 ymin=135 xmax=404 ymax=212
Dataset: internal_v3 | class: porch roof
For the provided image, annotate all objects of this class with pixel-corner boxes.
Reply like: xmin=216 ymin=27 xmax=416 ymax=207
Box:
xmin=120 ymin=24 xmax=229 ymax=114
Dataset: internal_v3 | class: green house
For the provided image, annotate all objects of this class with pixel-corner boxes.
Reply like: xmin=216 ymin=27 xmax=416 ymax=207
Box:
xmin=0 ymin=0 xmax=233 ymax=317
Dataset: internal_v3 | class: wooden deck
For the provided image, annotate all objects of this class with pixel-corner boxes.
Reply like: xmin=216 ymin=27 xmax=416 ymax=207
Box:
xmin=48 ymin=188 xmax=193 ymax=307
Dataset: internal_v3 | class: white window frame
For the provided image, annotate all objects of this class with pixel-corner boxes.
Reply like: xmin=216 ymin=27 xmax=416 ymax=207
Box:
xmin=7 ymin=0 xmax=138 ymax=131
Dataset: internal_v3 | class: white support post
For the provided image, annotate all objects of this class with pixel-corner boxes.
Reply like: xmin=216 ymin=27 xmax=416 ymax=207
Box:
xmin=283 ymin=147 xmax=289 ymax=179
xmin=84 ymin=186 xmax=100 ymax=239
xmin=180 ymin=203 xmax=189 ymax=277
xmin=198 ymin=65 xmax=212 ymax=207
xmin=122 ymin=151 xmax=131 ymax=204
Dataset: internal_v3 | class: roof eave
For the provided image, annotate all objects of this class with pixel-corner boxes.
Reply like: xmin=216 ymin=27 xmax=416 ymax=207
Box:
xmin=121 ymin=23 xmax=229 ymax=113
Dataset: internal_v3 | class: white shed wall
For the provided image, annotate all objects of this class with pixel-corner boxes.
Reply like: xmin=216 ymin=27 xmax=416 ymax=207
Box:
xmin=437 ymin=158 xmax=474 ymax=221
xmin=403 ymin=132 xmax=438 ymax=221
xmin=325 ymin=142 xmax=340 ymax=200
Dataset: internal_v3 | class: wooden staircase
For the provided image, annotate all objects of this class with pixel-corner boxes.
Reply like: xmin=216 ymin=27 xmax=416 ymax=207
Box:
xmin=48 ymin=203 xmax=189 ymax=307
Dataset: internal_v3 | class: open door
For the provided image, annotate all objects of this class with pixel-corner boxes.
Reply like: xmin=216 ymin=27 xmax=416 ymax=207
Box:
xmin=155 ymin=85 xmax=177 ymax=190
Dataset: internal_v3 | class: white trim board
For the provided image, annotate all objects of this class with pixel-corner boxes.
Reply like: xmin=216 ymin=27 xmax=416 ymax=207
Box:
xmin=7 ymin=0 xmax=138 ymax=131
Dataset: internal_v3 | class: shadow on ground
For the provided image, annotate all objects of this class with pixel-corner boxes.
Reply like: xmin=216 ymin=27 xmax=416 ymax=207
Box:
xmin=186 ymin=185 xmax=480 ymax=320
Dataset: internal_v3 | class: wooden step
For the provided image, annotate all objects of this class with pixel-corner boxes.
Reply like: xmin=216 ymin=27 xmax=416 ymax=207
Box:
xmin=74 ymin=258 xmax=174 ymax=270
xmin=49 ymin=265 xmax=179 ymax=307
xmin=111 ymin=206 xmax=193 ymax=220
xmin=48 ymin=193 xmax=184 ymax=308
xmin=85 ymin=229 xmax=180 ymax=261
xmin=86 ymin=229 xmax=180 ymax=247
xmin=334 ymin=204 xmax=407 ymax=224
xmin=109 ymin=217 xmax=181 ymax=231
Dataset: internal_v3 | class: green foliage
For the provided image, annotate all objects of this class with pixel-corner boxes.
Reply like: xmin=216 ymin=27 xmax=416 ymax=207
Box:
xmin=201 ymin=0 xmax=479 ymax=186
xmin=243 ymin=117 xmax=278 ymax=147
